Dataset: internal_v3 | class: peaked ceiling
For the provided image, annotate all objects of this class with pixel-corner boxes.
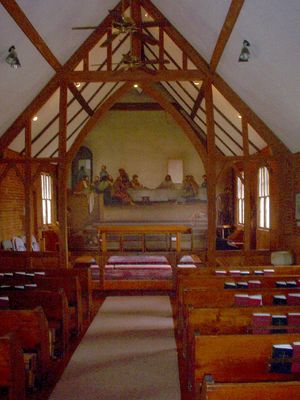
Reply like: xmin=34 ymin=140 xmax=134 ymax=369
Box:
xmin=0 ymin=0 xmax=299 ymax=158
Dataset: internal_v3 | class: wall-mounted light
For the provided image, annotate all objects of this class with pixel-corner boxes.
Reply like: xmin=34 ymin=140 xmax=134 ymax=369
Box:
xmin=5 ymin=46 xmax=21 ymax=68
xmin=238 ymin=40 xmax=250 ymax=62
xmin=75 ymin=82 xmax=81 ymax=88
xmin=32 ymin=116 xmax=38 ymax=122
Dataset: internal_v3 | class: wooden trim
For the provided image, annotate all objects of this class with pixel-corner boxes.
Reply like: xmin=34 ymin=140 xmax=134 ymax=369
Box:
xmin=242 ymin=118 xmax=251 ymax=251
xmin=209 ymin=0 xmax=245 ymax=72
xmin=1 ymin=0 xmax=61 ymax=71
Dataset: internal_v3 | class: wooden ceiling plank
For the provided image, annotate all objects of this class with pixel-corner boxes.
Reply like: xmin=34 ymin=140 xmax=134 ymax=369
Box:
xmin=1 ymin=0 xmax=61 ymax=71
xmin=68 ymin=69 xmax=205 ymax=82
xmin=210 ymin=0 xmax=245 ymax=72
xmin=67 ymin=82 xmax=133 ymax=163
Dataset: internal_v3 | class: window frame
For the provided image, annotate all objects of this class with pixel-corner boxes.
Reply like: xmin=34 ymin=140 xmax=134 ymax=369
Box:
xmin=41 ymin=173 xmax=53 ymax=225
xmin=258 ymin=166 xmax=270 ymax=229
xmin=236 ymin=172 xmax=245 ymax=226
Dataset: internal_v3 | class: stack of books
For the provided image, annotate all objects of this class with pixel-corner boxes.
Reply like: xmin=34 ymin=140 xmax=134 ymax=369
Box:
xmin=0 ymin=296 xmax=9 ymax=309
xmin=224 ymin=282 xmax=236 ymax=289
xmin=235 ymin=294 xmax=262 ymax=306
xmin=271 ymin=315 xmax=288 ymax=333
xmin=291 ymin=342 xmax=300 ymax=373
xmin=273 ymin=294 xmax=287 ymax=305
xmin=287 ymin=293 xmax=300 ymax=305
xmin=248 ymin=280 xmax=262 ymax=288
xmin=287 ymin=313 xmax=300 ymax=333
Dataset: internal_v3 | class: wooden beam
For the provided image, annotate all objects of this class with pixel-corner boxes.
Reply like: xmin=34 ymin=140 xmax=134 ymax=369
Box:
xmin=131 ymin=0 xmax=142 ymax=59
xmin=0 ymin=157 xmax=61 ymax=164
xmin=242 ymin=117 xmax=251 ymax=252
xmin=205 ymin=82 xmax=217 ymax=265
xmin=68 ymin=83 xmax=94 ymax=116
xmin=67 ymin=82 xmax=133 ymax=163
xmin=140 ymin=0 xmax=210 ymax=76
xmin=68 ymin=69 xmax=206 ymax=82
xmin=1 ymin=0 xmax=61 ymax=71
xmin=58 ymin=81 xmax=68 ymax=268
xmin=141 ymin=83 xmax=208 ymax=166
xmin=0 ymin=1 xmax=129 ymax=150
xmin=110 ymin=102 xmax=164 ymax=111
xmin=191 ymin=0 xmax=245 ymax=120
xmin=24 ymin=120 xmax=32 ymax=252
xmin=210 ymin=0 xmax=245 ymax=72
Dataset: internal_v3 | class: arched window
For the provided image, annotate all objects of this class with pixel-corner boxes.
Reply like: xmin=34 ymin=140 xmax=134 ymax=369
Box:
xmin=237 ymin=172 xmax=244 ymax=225
xmin=258 ymin=166 xmax=270 ymax=229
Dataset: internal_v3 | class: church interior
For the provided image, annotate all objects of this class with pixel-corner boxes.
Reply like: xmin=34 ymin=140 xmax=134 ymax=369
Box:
xmin=1 ymin=0 xmax=300 ymax=399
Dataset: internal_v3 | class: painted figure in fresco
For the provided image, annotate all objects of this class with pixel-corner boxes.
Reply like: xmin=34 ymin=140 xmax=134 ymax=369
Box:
xmin=216 ymin=187 xmax=232 ymax=225
xmin=201 ymin=174 xmax=208 ymax=188
xmin=182 ymin=175 xmax=199 ymax=198
xmin=158 ymin=174 xmax=175 ymax=189
xmin=73 ymin=175 xmax=90 ymax=194
xmin=118 ymin=168 xmax=130 ymax=185
xmin=92 ymin=176 xmax=101 ymax=193
xmin=99 ymin=165 xmax=109 ymax=181
xmin=112 ymin=176 xmax=134 ymax=205
xmin=77 ymin=165 xmax=87 ymax=183
xmin=130 ymin=174 xmax=144 ymax=189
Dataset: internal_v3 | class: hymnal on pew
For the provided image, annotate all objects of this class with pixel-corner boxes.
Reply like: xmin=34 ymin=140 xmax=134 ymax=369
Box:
xmin=287 ymin=293 xmax=300 ymax=305
xmin=248 ymin=280 xmax=261 ymax=288
xmin=270 ymin=344 xmax=293 ymax=373
xmin=291 ymin=342 xmax=300 ymax=373
xmin=288 ymin=313 xmax=300 ymax=333
xmin=252 ymin=313 xmax=271 ymax=334
xmin=271 ymin=315 xmax=288 ymax=333
xmin=273 ymin=295 xmax=287 ymax=305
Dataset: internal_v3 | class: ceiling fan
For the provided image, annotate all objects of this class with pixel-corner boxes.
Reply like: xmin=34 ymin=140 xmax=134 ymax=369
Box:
xmin=72 ymin=0 xmax=160 ymax=47
xmin=91 ymin=51 xmax=170 ymax=74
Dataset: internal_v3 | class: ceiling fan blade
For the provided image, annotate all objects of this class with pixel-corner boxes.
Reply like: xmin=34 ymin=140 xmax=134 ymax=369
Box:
xmin=133 ymin=31 xmax=158 ymax=46
xmin=100 ymin=31 xmax=120 ymax=47
xmin=72 ymin=26 xmax=98 ymax=30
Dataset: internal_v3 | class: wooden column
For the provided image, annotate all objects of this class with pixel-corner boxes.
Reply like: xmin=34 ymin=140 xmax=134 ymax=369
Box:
xmin=205 ymin=82 xmax=216 ymax=265
xmin=24 ymin=120 xmax=33 ymax=254
xmin=242 ymin=117 xmax=251 ymax=252
xmin=58 ymin=80 xmax=68 ymax=268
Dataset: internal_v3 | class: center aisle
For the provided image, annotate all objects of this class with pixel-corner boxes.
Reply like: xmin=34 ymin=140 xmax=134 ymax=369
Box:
xmin=49 ymin=296 xmax=181 ymax=400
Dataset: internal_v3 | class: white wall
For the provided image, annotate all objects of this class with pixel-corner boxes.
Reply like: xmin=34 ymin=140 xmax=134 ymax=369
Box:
xmin=83 ymin=109 xmax=205 ymax=188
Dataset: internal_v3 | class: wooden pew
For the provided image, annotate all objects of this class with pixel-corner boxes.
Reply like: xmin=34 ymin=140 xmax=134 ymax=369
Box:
xmin=190 ymin=333 xmax=300 ymax=399
xmin=0 ymin=332 xmax=25 ymax=400
xmin=178 ymin=287 xmax=300 ymax=336
xmin=1 ymin=289 xmax=69 ymax=357
xmin=200 ymin=379 xmax=300 ymax=400
xmin=0 ymin=275 xmax=83 ymax=336
xmin=0 ymin=267 xmax=93 ymax=322
xmin=0 ymin=307 xmax=50 ymax=387
xmin=183 ymin=305 xmax=300 ymax=375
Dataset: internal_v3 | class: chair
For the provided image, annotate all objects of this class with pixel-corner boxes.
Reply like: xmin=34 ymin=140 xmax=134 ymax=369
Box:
xmin=1 ymin=240 xmax=13 ymax=250
xmin=12 ymin=237 xmax=26 ymax=251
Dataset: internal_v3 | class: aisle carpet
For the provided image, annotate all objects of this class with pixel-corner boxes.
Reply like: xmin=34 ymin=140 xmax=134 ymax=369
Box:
xmin=49 ymin=296 xmax=181 ymax=400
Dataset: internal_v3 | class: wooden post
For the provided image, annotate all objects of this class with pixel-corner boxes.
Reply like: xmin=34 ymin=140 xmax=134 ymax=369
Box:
xmin=242 ymin=117 xmax=251 ymax=252
xmin=131 ymin=0 xmax=142 ymax=60
xmin=58 ymin=80 xmax=68 ymax=268
xmin=205 ymin=82 xmax=216 ymax=265
xmin=24 ymin=120 xmax=33 ymax=260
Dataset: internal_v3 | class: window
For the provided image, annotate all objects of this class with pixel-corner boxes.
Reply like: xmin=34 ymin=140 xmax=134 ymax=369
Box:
xmin=237 ymin=172 xmax=244 ymax=225
xmin=258 ymin=166 xmax=270 ymax=229
xmin=41 ymin=173 xmax=53 ymax=225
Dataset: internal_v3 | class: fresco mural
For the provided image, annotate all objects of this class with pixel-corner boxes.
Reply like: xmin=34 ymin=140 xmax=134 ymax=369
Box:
xmin=73 ymin=164 xmax=207 ymax=205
